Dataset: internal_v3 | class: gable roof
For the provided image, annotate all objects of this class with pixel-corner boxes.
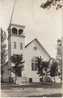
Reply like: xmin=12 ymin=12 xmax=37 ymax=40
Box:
xmin=25 ymin=38 xmax=51 ymax=58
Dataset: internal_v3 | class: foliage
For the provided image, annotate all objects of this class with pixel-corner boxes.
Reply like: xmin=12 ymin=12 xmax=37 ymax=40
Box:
xmin=40 ymin=0 xmax=63 ymax=9
xmin=36 ymin=57 xmax=49 ymax=78
xmin=36 ymin=57 xmax=42 ymax=75
xmin=37 ymin=57 xmax=58 ymax=82
xmin=10 ymin=54 xmax=24 ymax=76
xmin=1 ymin=28 xmax=7 ymax=82
xmin=1 ymin=28 xmax=7 ymax=65
xmin=50 ymin=60 xmax=58 ymax=77
xmin=10 ymin=54 xmax=24 ymax=66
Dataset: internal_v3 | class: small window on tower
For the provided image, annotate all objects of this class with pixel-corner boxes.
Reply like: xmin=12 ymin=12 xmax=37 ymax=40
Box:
xmin=20 ymin=43 xmax=23 ymax=49
xmin=19 ymin=29 xmax=23 ymax=35
xmin=12 ymin=27 xmax=17 ymax=35
xmin=14 ymin=42 xmax=16 ymax=49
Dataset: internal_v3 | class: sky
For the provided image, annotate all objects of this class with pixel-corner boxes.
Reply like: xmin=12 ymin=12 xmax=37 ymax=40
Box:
xmin=0 ymin=0 xmax=62 ymax=57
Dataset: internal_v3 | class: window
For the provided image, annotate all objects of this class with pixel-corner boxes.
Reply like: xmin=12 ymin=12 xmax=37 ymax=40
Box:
xmin=12 ymin=27 xmax=17 ymax=35
xmin=14 ymin=42 xmax=16 ymax=49
xmin=20 ymin=43 xmax=23 ymax=49
xmin=33 ymin=46 xmax=37 ymax=50
xmin=31 ymin=57 xmax=38 ymax=71
xmin=19 ymin=29 xmax=23 ymax=35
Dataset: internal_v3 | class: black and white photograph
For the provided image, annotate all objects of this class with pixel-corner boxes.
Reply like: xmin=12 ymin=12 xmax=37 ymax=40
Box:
xmin=0 ymin=0 xmax=63 ymax=97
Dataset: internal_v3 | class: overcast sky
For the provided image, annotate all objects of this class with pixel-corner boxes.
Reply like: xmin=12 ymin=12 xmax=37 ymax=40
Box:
xmin=0 ymin=0 xmax=62 ymax=57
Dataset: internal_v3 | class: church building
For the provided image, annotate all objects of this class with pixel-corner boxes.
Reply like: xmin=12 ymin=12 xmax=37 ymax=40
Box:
xmin=7 ymin=23 xmax=51 ymax=84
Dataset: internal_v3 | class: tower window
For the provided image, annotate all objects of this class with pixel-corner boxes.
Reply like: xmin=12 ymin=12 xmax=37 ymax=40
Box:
xmin=20 ymin=43 xmax=23 ymax=49
xmin=12 ymin=27 xmax=17 ymax=35
xmin=14 ymin=42 xmax=16 ymax=49
xmin=19 ymin=29 xmax=23 ymax=35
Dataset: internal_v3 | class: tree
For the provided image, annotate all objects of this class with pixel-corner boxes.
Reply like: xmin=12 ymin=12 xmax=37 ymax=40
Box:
xmin=56 ymin=39 xmax=62 ymax=80
xmin=36 ymin=57 xmax=42 ymax=75
xmin=50 ymin=59 xmax=58 ymax=82
xmin=37 ymin=57 xmax=49 ymax=81
xmin=10 ymin=54 xmax=24 ymax=77
xmin=1 ymin=28 xmax=7 ymax=82
xmin=40 ymin=0 xmax=63 ymax=9
xmin=1 ymin=29 xmax=7 ymax=65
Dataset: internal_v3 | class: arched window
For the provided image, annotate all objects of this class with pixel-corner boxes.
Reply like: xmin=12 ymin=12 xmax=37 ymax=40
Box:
xmin=19 ymin=29 xmax=23 ymax=35
xmin=12 ymin=27 xmax=17 ymax=35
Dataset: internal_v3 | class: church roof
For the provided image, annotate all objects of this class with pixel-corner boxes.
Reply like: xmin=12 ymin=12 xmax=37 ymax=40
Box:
xmin=25 ymin=38 xmax=51 ymax=58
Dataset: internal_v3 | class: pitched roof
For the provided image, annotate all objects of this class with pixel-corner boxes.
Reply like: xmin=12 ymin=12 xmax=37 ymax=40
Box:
xmin=25 ymin=38 xmax=51 ymax=58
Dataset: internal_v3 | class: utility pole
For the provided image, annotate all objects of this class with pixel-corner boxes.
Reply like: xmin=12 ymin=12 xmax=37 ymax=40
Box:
xmin=9 ymin=0 xmax=16 ymax=26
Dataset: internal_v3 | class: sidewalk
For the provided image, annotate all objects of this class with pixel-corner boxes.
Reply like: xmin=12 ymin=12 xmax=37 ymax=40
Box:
xmin=1 ymin=82 xmax=62 ymax=89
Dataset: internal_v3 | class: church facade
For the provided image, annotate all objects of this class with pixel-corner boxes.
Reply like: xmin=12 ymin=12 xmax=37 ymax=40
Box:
xmin=22 ymin=38 xmax=50 ymax=83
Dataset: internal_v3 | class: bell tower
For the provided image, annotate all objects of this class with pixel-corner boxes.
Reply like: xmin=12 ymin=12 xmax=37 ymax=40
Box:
xmin=8 ymin=24 xmax=25 ymax=60
xmin=7 ymin=0 xmax=25 ymax=83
